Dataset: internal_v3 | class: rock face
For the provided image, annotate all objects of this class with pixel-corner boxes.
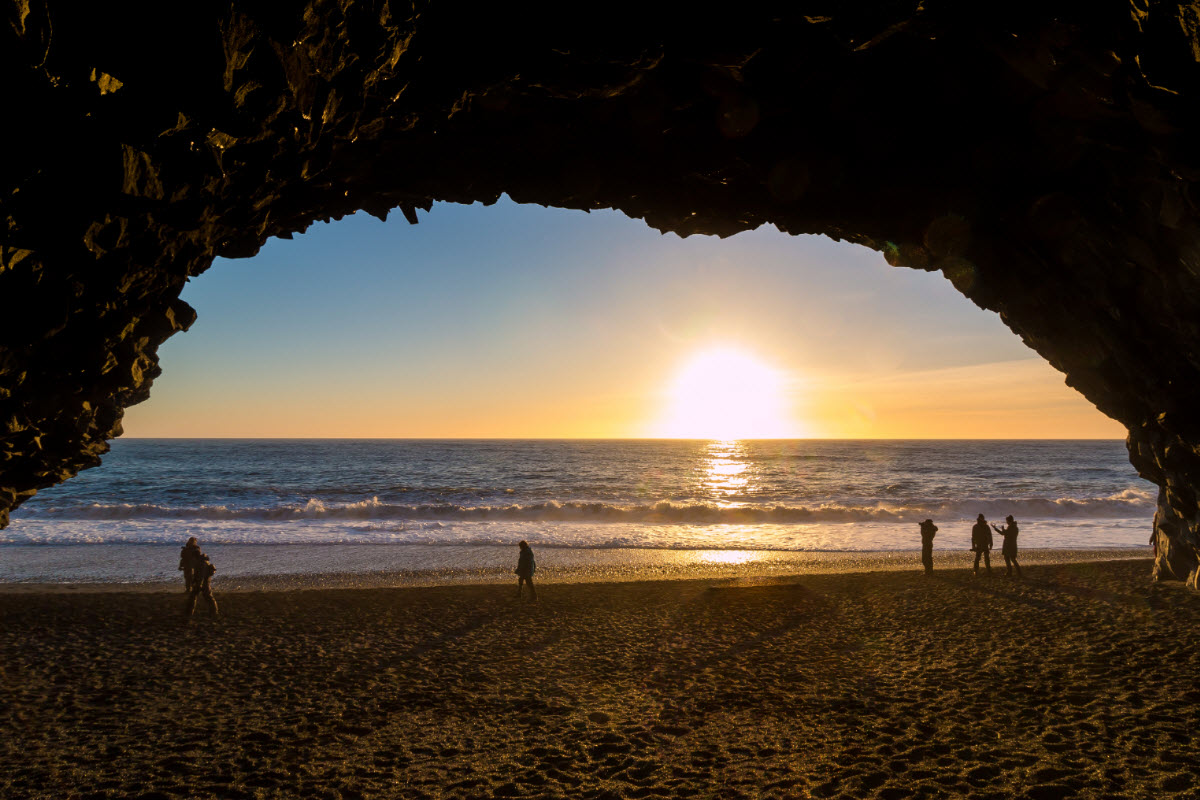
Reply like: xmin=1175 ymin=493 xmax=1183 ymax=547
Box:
xmin=4 ymin=2 xmax=1200 ymax=580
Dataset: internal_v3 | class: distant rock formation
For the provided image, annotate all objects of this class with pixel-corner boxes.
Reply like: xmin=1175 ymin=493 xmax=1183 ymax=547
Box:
xmin=4 ymin=2 xmax=1200 ymax=582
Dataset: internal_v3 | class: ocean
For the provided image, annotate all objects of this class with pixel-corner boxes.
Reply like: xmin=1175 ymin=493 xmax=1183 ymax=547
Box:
xmin=1 ymin=439 xmax=1155 ymax=584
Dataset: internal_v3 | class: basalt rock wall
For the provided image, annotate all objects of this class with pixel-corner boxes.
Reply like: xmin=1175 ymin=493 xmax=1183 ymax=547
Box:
xmin=4 ymin=1 xmax=1200 ymax=581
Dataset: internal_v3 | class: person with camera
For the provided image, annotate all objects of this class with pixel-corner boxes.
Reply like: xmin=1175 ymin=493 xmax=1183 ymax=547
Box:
xmin=181 ymin=539 xmax=220 ymax=618
xmin=992 ymin=515 xmax=1022 ymax=578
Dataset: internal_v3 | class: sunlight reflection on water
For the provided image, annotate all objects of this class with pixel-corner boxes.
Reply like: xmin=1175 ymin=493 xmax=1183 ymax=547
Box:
xmin=701 ymin=440 xmax=753 ymax=507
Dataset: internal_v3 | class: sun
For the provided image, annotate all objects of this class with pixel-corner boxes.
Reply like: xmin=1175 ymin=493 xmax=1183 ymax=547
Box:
xmin=655 ymin=347 xmax=799 ymax=439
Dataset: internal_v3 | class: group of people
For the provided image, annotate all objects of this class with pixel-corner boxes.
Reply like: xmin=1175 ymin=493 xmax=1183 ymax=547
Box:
xmin=918 ymin=514 xmax=1021 ymax=578
xmin=176 ymin=537 xmax=538 ymax=618
xmin=181 ymin=515 xmax=1027 ymax=618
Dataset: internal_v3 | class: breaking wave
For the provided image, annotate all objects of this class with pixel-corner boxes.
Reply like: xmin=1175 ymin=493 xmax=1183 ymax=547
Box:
xmin=19 ymin=488 xmax=1156 ymax=525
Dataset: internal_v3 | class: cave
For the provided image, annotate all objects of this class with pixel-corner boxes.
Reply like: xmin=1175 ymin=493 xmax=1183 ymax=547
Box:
xmin=3 ymin=2 xmax=1200 ymax=583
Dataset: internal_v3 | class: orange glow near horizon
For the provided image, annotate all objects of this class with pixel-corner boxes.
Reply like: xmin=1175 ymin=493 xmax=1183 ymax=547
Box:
xmin=122 ymin=353 xmax=1126 ymax=439
xmin=116 ymin=202 xmax=1130 ymax=440
xmin=653 ymin=347 xmax=803 ymax=439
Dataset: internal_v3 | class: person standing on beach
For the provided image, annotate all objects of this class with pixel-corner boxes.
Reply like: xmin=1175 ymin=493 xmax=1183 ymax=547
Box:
xmin=918 ymin=519 xmax=938 ymax=575
xmin=181 ymin=541 xmax=219 ymax=619
xmin=992 ymin=515 xmax=1022 ymax=578
xmin=178 ymin=537 xmax=201 ymax=592
xmin=971 ymin=514 xmax=993 ymax=576
xmin=515 ymin=540 xmax=537 ymax=601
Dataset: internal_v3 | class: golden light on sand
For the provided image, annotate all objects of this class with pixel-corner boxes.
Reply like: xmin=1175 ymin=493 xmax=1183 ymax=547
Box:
xmin=656 ymin=347 xmax=798 ymax=439
xmin=696 ymin=550 xmax=764 ymax=565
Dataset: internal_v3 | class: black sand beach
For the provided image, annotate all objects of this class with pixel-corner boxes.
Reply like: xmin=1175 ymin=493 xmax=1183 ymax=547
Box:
xmin=2 ymin=558 xmax=1198 ymax=799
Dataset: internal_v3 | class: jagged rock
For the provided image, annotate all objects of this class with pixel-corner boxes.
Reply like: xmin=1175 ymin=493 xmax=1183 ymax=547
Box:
xmin=1150 ymin=496 xmax=1198 ymax=581
xmin=4 ymin=2 xmax=1200 ymax=579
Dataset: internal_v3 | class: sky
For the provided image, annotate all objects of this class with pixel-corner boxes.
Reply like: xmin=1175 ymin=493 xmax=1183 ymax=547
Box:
xmin=122 ymin=197 xmax=1125 ymax=439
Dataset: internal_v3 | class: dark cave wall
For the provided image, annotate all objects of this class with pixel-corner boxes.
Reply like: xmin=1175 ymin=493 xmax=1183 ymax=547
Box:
xmin=4 ymin=1 xmax=1200 ymax=581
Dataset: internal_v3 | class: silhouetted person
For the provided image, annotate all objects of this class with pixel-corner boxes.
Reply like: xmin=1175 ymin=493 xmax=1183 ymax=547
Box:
xmin=992 ymin=515 xmax=1022 ymax=578
xmin=919 ymin=519 xmax=938 ymax=575
xmin=971 ymin=514 xmax=993 ymax=576
xmin=515 ymin=540 xmax=537 ymax=601
xmin=178 ymin=536 xmax=201 ymax=592
xmin=181 ymin=541 xmax=219 ymax=618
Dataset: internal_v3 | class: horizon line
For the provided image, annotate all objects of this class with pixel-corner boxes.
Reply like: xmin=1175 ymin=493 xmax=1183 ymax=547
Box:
xmin=115 ymin=436 xmax=1127 ymax=442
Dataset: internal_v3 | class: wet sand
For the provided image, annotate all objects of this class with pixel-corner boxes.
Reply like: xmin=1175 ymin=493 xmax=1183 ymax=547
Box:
xmin=0 ymin=544 xmax=1152 ymax=591
xmin=2 ymin=558 xmax=1198 ymax=799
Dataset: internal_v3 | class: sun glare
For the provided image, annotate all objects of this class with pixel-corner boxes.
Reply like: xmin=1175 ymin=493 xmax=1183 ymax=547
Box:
xmin=656 ymin=347 xmax=799 ymax=439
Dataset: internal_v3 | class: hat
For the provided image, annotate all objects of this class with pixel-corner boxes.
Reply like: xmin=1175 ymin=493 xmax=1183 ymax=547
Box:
xmin=1006 ymin=515 xmax=1014 ymax=522
xmin=923 ymin=518 xmax=933 ymax=525
xmin=977 ymin=514 xmax=985 ymax=521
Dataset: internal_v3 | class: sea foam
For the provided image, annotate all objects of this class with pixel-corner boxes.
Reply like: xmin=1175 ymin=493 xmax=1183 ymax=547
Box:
xmin=15 ymin=490 xmax=1155 ymax=525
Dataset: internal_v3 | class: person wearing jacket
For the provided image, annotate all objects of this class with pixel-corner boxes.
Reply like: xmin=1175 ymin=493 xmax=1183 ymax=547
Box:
xmin=918 ymin=519 xmax=938 ymax=575
xmin=515 ymin=540 xmax=537 ymax=601
xmin=181 ymin=540 xmax=220 ymax=619
xmin=178 ymin=537 xmax=201 ymax=592
xmin=971 ymin=514 xmax=993 ymax=576
xmin=992 ymin=515 xmax=1022 ymax=578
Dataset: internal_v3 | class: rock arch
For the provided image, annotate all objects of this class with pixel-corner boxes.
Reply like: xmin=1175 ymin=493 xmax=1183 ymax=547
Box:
xmin=3 ymin=2 xmax=1200 ymax=582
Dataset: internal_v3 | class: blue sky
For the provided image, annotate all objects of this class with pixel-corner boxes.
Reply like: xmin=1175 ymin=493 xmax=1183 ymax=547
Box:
xmin=122 ymin=197 xmax=1122 ymax=438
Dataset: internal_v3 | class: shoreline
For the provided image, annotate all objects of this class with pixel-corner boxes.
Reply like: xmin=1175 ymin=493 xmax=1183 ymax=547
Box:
xmin=0 ymin=545 xmax=1152 ymax=593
